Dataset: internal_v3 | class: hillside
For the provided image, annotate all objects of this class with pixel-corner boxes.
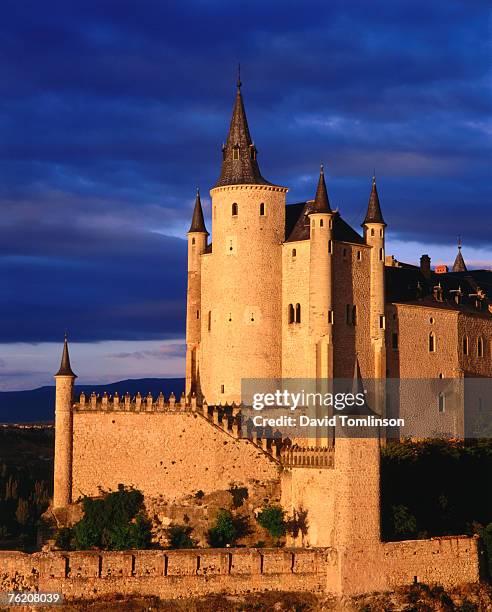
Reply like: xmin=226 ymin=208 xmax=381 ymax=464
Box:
xmin=0 ymin=378 xmax=185 ymax=423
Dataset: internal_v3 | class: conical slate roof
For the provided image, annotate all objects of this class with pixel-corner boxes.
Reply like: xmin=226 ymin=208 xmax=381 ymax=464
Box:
xmin=452 ymin=242 xmax=467 ymax=273
xmin=214 ymin=79 xmax=270 ymax=188
xmin=55 ymin=335 xmax=76 ymax=377
xmin=188 ymin=188 xmax=208 ymax=234
xmin=311 ymin=165 xmax=332 ymax=214
xmin=363 ymin=177 xmax=385 ymax=226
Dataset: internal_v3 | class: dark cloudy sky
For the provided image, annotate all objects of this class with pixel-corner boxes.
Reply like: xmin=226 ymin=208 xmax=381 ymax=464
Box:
xmin=1 ymin=0 xmax=490 ymax=389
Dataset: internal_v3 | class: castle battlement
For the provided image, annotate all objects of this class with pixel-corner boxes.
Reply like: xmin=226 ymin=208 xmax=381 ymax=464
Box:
xmin=75 ymin=390 xmax=192 ymax=413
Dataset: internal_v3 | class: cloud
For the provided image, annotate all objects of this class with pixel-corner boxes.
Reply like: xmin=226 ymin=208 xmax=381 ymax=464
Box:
xmin=0 ymin=0 xmax=490 ymax=346
xmin=108 ymin=343 xmax=186 ymax=361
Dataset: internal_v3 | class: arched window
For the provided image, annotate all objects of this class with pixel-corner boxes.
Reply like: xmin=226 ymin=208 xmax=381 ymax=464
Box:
xmin=292 ymin=248 xmax=297 ymax=259
xmin=295 ymin=303 xmax=301 ymax=323
xmin=463 ymin=336 xmax=469 ymax=355
xmin=232 ymin=203 xmax=238 ymax=216
xmin=429 ymin=332 xmax=435 ymax=353
xmin=260 ymin=202 xmax=265 ymax=216
xmin=192 ymin=237 xmax=195 ymax=245
xmin=478 ymin=337 xmax=484 ymax=358
xmin=371 ymin=228 xmax=375 ymax=236
xmin=288 ymin=304 xmax=295 ymax=324
xmin=320 ymin=219 xmax=324 ymax=227
xmin=328 ymin=240 xmax=333 ymax=254
xmin=379 ymin=248 xmax=384 ymax=261
xmin=438 ymin=392 xmax=445 ymax=413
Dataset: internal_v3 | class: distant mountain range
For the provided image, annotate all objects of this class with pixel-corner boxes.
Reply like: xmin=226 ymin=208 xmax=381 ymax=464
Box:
xmin=0 ymin=378 xmax=185 ymax=423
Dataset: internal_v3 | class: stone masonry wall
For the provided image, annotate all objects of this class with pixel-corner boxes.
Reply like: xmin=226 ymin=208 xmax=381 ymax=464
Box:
xmin=71 ymin=411 xmax=280 ymax=501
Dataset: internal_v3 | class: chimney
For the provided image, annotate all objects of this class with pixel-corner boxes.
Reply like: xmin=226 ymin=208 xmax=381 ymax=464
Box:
xmin=420 ymin=254 xmax=431 ymax=279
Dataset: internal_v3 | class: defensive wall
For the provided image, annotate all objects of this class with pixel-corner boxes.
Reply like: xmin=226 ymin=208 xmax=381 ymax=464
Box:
xmin=0 ymin=537 xmax=480 ymax=601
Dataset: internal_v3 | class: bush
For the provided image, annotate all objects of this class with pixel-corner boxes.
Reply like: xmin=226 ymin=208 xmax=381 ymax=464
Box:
xmin=391 ymin=504 xmax=418 ymax=539
xmin=55 ymin=527 xmax=74 ymax=551
xmin=56 ymin=484 xmax=152 ymax=551
xmin=207 ymin=509 xmax=250 ymax=547
xmin=256 ymin=505 xmax=286 ymax=541
xmin=166 ymin=524 xmax=197 ymax=549
xmin=228 ymin=485 xmax=248 ymax=508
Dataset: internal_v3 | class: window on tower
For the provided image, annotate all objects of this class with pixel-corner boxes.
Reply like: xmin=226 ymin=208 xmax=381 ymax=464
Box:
xmin=429 ymin=332 xmax=436 ymax=353
xmin=232 ymin=203 xmax=238 ymax=216
xmin=478 ymin=337 xmax=484 ymax=358
xmin=295 ymin=303 xmax=301 ymax=323
xmin=288 ymin=304 xmax=295 ymax=324
xmin=233 ymin=146 xmax=240 ymax=160
xmin=260 ymin=202 xmax=265 ymax=216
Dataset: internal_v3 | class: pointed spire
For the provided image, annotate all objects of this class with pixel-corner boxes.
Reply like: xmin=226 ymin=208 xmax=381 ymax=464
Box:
xmin=214 ymin=74 xmax=270 ymax=188
xmin=55 ymin=333 xmax=76 ymax=377
xmin=363 ymin=175 xmax=386 ymax=226
xmin=311 ymin=164 xmax=332 ymax=213
xmin=452 ymin=237 xmax=467 ymax=272
xmin=188 ymin=188 xmax=208 ymax=234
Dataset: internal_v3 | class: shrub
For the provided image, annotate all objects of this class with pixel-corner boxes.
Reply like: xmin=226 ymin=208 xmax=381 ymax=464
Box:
xmin=55 ymin=527 xmax=74 ymax=551
xmin=228 ymin=485 xmax=248 ymax=508
xmin=256 ymin=505 xmax=286 ymax=541
xmin=207 ymin=509 xmax=250 ymax=547
xmin=56 ymin=484 xmax=152 ymax=551
xmin=166 ymin=524 xmax=197 ymax=549
xmin=391 ymin=504 xmax=417 ymax=540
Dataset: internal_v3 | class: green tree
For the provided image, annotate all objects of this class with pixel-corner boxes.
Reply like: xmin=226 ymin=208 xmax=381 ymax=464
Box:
xmin=207 ymin=509 xmax=240 ymax=547
xmin=57 ymin=485 xmax=152 ymax=551
xmin=392 ymin=504 xmax=417 ymax=539
xmin=256 ymin=505 xmax=286 ymax=541
xmin=166 ymin=524 xmax=197 ymax=549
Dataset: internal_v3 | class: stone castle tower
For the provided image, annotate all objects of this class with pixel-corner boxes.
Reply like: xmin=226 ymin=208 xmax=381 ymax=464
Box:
xmin=185 ymin=79 xmax=389 ymax=406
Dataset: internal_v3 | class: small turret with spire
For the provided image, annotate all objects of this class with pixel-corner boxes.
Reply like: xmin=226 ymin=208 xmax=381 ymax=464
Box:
xmin=311 ymin=164 xmax=332 ymax=214
xmin=188 ymin=188 xmax=208 ymax=235
xmin=55 ymin=333 xmax=77 ymax=378
xmin=452 ymin=237 xmax=467 ymax=273
xmin=363 ymin=175 xmax=385 ymax=226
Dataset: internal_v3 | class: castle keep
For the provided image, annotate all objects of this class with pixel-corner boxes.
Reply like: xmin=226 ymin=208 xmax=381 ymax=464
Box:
xmin=40 ymin=79 xmax=492 ymax=598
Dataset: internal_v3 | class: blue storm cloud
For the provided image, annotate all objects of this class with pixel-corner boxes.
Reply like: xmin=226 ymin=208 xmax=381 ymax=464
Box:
xmin=0 ymin=0 xmax=490 ymax=344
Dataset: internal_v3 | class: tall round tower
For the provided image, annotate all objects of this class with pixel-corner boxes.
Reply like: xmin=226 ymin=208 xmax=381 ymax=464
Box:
xmin=308 ymin=166 xmax=335 ymax=380
xmin=53 ymin=335 xmax=76 ymax=509
xmin=199 ymin=78 xmax=287 ymax=404
xmin=185 ymin=189 xmax=208 ymax=399
xmin=362 ymin=177 xmax=387 ymax=382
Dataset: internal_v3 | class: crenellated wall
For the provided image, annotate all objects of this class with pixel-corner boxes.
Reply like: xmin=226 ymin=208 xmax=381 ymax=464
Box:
xmin=0 ymin=537 xmax=480 ymax=601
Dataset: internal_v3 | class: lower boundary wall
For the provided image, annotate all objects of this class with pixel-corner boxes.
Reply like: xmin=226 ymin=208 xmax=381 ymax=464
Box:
xmin=0 ymin=538 xmax=481 ymax=601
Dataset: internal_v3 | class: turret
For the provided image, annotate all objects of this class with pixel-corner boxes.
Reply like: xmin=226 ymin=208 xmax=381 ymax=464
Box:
xmin=200 ymin=75 xmax=287 ymax=404
xmin=185 ymin=189 xmax=208 ymax=398
xmin=308 ymin=165 xmax=334 ymax=380
xmin=53 ymin=334 xmax=76 ymax=509
xmin=452 ymin=237 xmax=467 ymax=273
xmin=362 ymin=176 xmax=386 ymax=380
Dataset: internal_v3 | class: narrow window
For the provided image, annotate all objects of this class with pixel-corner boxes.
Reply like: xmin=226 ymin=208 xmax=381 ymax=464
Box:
xmin=352 ymin=305 xmax=357 ymax=326
xmin=379 ymin=315 xmax=385 ymax=329
xmin=379 ymin=248 xmax=384 ymax=261
xmin=320 ymin=219 xmax=324 ymax=227
xmin=295 ymin=303 xmax=301 ymax=323
xmin=292 ymin=248 xmax=297 ymax=259
xmin=214 ymin=206 xmax=217 ymax=219
xmin=288 ymin=304 xmax=295 ymax=324
xmin=478 ymin=337 xmax=484 ymax=358
xmin=233 ymin=146 xmax=239 ymax=160
xmin=207 ymin=311 xmax=212 ymax=331
xmin=392 ymin=332 xmax=398 ymax=350
xmin=438 ymin=392 xmax=445 ymax=413
xmin=328 ymin=240 xmax=333 ymax=254
xmin=232 ymin=203 xmax=238 ymax=216
xmin=259 ymin=202 xmax=265 ymax=216
xmin=192 ymin=237 xmax=195 ymax=245
xmin=463 ymin=336 xmax=469 ymax=356
xmin=328 ymin=310 xmax=334 ymax=324
xmin=380 ymin=229 xmax=384 ymax=237
xmin=249 ymin=145 xmax=256 ymax=160
xmin=221 ymin=385 xmax=225 ymax=394
xmin=429 ymin=332 xmax=435 ymax=353
xmin=196 ymin=310 xmax=200 ymax=319
xmin=371 ymin=229 xmax=375 ymax=236
xmin=357 ymin=250 xmax=362 ymax=261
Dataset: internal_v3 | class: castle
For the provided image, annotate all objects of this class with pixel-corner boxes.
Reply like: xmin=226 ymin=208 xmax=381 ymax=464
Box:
xmin=31 ymin=79 xmax=492 ymax=599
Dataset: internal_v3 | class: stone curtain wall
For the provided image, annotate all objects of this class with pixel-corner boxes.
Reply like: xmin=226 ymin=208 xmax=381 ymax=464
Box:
xmin=71 ymin=411 xmax=280 ymax=501
xmin=0 ymin=538 xmax=480 ymax=600
xmin=0 ymin=549 xmax=330 ymax=601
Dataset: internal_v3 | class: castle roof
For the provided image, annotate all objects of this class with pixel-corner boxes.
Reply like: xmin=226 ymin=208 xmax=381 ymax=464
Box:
xmin=55 ymin=335 xmax=77 ymax=377
xmin=213 ymin=77 xmax=271 ymax=188
xmin=188 ymin=188 xmax=208 ymax=234
xmin=363 ymin=177 xmax=385 ymax=226
xmin=311 ymin=166 xmax=332 ymax=214
xmin=385 ymin=266 xmax=492 ymax=316
xmin=286 ymin=203 xmax=365 ymax=244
